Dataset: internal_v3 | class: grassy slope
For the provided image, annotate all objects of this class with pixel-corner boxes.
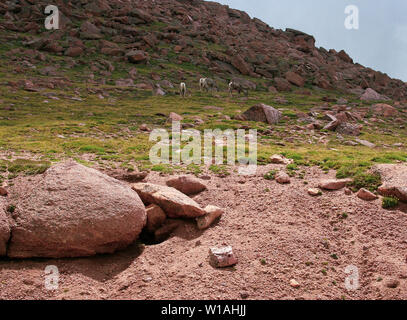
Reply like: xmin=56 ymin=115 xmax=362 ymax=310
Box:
xmin=0 ymin=29 xmax=406 ymax=190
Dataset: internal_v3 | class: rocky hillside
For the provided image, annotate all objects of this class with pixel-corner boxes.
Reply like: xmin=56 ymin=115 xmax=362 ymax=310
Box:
xmin=1 ymin=0 xmax=406 ymax=99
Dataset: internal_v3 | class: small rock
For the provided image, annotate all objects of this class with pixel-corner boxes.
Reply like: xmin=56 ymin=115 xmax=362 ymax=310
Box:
xmin=23 ymin=279 xmax=34 ymax=286
xmin=308 ymin=188 xmax=321 ymax=196
xmin=344 ymin=187 xmax=352 ymax=195
xmin=139 ymin=124 xmax=151 ymax=132
xmin=240 ymin=292 xmax=249 ymax=299
xmin=209 ymin=246 xmax=238 ymax=268
xmin=357 ymin=188 xmax=378 ymax=201
xmin=126 ymin=50 xmax=148 ymax=64
xmin=168 ymin=112 xmax=183 ymax=122
xmin=385 ymin=279 xmax=400 ymax=289
xmin=355 ymin=139 xmax=376 ymax=148
xmin=319 ymin=179 xmax=352 ymax=190
xmin=290 ymin=279 xmax=300 ymax=288
xmin=276 ymin=172 xmax=291 ymax=184
xmin=196 ymin=205 xmax=223 ymax=230
xmin=0 ymin=187 xmax=7 ymax=196
xmin=270 ymin=154 xmax=293 ymax=165
xmin=115 ymin=79 xmax=134 ymax=87
xmin=166 ymin=176 xmax=207 ymax=195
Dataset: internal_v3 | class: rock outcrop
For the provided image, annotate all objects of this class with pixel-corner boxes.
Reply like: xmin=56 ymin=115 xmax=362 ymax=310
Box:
xmin=7 ymin=161 xmax=146 ymax=258
xmin=242 ymin=104 xmax=282 ymax=125
xmin=374 ymin=164 xmax=407 ymax=202
xmin=132 ymin=183 xmax=206 ymax=218
xmin=1 ymin=0 xmax=404 ymax=99
xmin=370 ymin=104 xmax=398 ymax=117
xmin=360 ymin=88 xmax=390 ymax=101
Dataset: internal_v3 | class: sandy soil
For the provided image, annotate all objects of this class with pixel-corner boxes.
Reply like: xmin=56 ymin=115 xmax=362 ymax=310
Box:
xmin=1 ymin=164 xmax=407 ymax=300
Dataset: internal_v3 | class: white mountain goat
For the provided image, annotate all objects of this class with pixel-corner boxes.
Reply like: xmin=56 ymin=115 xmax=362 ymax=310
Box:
xmin=180 ymin=82 xmax=187 ymax=97
xmin=228 ymin=80 xmax=248 ymax=97
xmin=202 ymin=78 xmax=218 ymax=93
xmin=199 ymin=78 xmax=206 ymax=92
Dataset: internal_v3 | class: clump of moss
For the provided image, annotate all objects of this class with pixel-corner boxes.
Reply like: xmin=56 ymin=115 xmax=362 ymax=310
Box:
xmin=349 ymin=172 xmax=382 ymax=192
xmin=286 ymin=163 xmax=299 ymax=177
xmin=6 ymin=204 xmax=15 ymax=214
xmin=264 ymin=169 xmax=277 ymax=180
xmin=151 ymin=164 xmax=174 ymax=174
xmin=382 ymin=197 xmax=399 ymax=209
xmin=7 ymin=159 xmax=50 ymax=177
xmin=209 ymin=165 xmax=230 ymax=177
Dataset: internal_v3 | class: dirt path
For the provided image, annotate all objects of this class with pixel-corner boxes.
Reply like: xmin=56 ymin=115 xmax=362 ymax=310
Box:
xmin=1 ymin=165 xmax=406 ymax=300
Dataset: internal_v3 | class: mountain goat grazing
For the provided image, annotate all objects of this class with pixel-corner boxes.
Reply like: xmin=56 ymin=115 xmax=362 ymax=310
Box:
xmin=180 ymin=82 xmax=187 ymax=97
xmin=199 ymin=78 xmax=206 ymax=92
xmin=228 ymin=79 xmax=249 ymax=97
xmin=202 ymin=78 xmax=218 ymax=93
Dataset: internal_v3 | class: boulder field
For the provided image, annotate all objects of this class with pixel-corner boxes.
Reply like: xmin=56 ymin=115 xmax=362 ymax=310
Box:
xmin=1 ymin=0 xmax=406 ymax=100
xmin=0 ymin=162 xmax=219 ymax=259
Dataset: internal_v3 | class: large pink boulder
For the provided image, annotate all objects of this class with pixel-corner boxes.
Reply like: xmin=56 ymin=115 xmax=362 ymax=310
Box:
xmin=242 ymin=104 xmax=282 ymax=124
xmin=231 ymin=54 xmax=252 ymax=75
xmin=374 ymin=164 xmax=407 ymax=202
xmin=7 ymin=161 xmax=146 ymax=258
xmin=285 ymin=71 xmax=305 ymax=87
xmin=0 ymin=198 xmax=10 ymax=256
xmin=370 ymin=104 xmax=398 ymax=117
xmin=360 ymin=88 xmax=389 ymax=101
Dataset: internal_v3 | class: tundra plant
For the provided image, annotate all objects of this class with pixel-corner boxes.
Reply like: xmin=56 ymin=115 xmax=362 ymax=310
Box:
xmin=149 ymin=121 xmax=257 ymax=175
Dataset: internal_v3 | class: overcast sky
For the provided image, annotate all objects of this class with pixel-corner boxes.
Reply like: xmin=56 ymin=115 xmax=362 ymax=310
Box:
xmin=214 ymin=0 xmax=407 ymax=82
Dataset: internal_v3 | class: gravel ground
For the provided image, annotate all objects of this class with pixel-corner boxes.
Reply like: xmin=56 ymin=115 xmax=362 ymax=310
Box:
xmin=1 ymin=165 xmax=406 ymax=300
